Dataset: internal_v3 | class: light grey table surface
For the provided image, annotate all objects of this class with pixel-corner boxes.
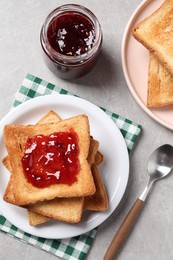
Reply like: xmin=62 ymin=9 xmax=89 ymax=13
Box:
xmin=0 ymin=1 xmax=173 ymax=260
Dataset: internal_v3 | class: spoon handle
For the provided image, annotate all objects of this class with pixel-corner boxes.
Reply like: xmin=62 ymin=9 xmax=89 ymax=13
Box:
xmin=104 ymin=199 xmax=144 ymax=260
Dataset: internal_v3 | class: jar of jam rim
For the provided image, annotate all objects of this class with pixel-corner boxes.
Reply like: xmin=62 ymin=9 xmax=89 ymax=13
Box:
xmin=40 ymin=4 xmax=103 ymax=79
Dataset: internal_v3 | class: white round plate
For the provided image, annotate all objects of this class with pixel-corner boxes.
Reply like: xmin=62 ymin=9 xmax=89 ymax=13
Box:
xmin=0 ymin=94 xmax=129 ymax=239
xmin=121 ymin=0 xmax=173 ymax=130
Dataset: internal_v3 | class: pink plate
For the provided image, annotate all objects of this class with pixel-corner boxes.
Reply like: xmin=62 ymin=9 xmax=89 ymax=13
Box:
xmin=122 ymin=0 xmax=173 ymax=130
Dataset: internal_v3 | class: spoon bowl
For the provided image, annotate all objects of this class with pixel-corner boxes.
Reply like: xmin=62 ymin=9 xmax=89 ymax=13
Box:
xmin=147 ymin=144 xmax=173 ymax=180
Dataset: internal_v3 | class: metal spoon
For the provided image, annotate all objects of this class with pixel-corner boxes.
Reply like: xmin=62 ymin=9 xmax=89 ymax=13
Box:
xmin=104 ymin=144 xmax=173 ymax=260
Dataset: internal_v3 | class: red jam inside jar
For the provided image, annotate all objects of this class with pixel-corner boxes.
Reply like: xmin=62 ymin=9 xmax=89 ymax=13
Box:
xmin=40 ymin=4 xmax=102 ymax=79
xmin=22 ymin=129 xmax=80 ymax=188
xmin=47 ymin=13 xmax=96 ymax=56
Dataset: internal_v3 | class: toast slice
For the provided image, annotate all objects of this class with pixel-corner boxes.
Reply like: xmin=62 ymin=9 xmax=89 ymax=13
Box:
xmin=84 ymin=163 xmax=108 ymax=211
xmin=3 ymin=111 xmax=100 ymax=204
xmin=3 ymin=111 xmax=107 ymax=225
xmin=27 ymin=210 xmax=50 ymax=226
xmin=132 ymin=0 xmax=173 ymax=75
xmin=147 ymin=53 xmax=173 ymax=107
xmin=4 ymin=114 xmax=96 ymax=205
xmin=3 ymin=111 xmax=106 ymax=225
xmin=28 ymin=197 xmax=84 ymax=223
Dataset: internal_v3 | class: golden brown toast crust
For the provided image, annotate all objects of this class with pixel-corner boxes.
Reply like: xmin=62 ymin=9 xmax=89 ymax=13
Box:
xmin=84 ymin=164 xmax=108 ymax=211
xmin=4 ymin=114 xmax=96 ymax=205
xmin=27 ymin=210 xmax=50 ymax=226
xmin=132 ymin=0 xmax=173 ymax=75
xmin=147 ymin=53 xmax=173 ymax=107
xmin=29 ymin=197 xmax=84 ymax=223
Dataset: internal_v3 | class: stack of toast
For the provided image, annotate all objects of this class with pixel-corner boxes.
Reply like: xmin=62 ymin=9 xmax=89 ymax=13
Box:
xmin=2 ymin=111 xmax=108 ymax=226
xmin=132 ymin=0 xmax=173 ymax=108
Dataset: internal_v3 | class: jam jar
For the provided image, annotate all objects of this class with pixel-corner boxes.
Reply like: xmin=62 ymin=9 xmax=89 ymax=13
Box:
xmin=40 ymin=4 xmax=102 ymax=79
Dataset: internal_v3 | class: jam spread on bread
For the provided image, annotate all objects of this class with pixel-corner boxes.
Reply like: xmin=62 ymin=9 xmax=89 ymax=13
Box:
xmin=47 ymin=13 xmax=96 ymax=56
xmin=22 ymin=129 xmax=80 ymax=188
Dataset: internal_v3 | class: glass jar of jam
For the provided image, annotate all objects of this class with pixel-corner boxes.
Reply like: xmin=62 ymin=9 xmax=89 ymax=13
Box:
xmin=40 ymin=4 xmax=102 ymax=79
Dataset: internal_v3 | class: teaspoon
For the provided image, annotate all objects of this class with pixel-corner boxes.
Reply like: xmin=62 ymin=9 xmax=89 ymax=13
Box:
xmin=104 ymin=144 xmax=173 ymax=260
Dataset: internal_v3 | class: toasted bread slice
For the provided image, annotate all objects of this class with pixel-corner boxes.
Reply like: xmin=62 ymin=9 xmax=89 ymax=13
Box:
xmin=4 ymin=114 xmax=96 ymax=205
xmin=3 ymin=111 xmax=107 ymax=225
xmin=27 ymin=210 xmax=50 ymax=226
xmin=84 ymin=164 xmax=108 ymax=211
xmin=132 ymin=0 xmax=173 ymax=75
xmin=3 ymin=111 xmax=100 ymax=203
xmin=28 ymin=197 xmax=84 ymax=223
xmin=147 ymin=53 xmax=173 ymax=107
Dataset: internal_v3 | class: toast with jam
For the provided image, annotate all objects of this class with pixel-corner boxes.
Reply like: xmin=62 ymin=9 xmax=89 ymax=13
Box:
xmin=3 ymin=111 xmax=108 ymax=225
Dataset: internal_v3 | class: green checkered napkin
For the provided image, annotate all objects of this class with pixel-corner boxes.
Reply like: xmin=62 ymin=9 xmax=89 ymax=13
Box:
xmin=0 ymin=74 xmax=142 ymax=260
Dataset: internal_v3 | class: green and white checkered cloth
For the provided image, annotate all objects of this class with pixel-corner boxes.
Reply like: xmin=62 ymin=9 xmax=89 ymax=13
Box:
xmin=0 ymin=74 xmax=142 ymax=259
